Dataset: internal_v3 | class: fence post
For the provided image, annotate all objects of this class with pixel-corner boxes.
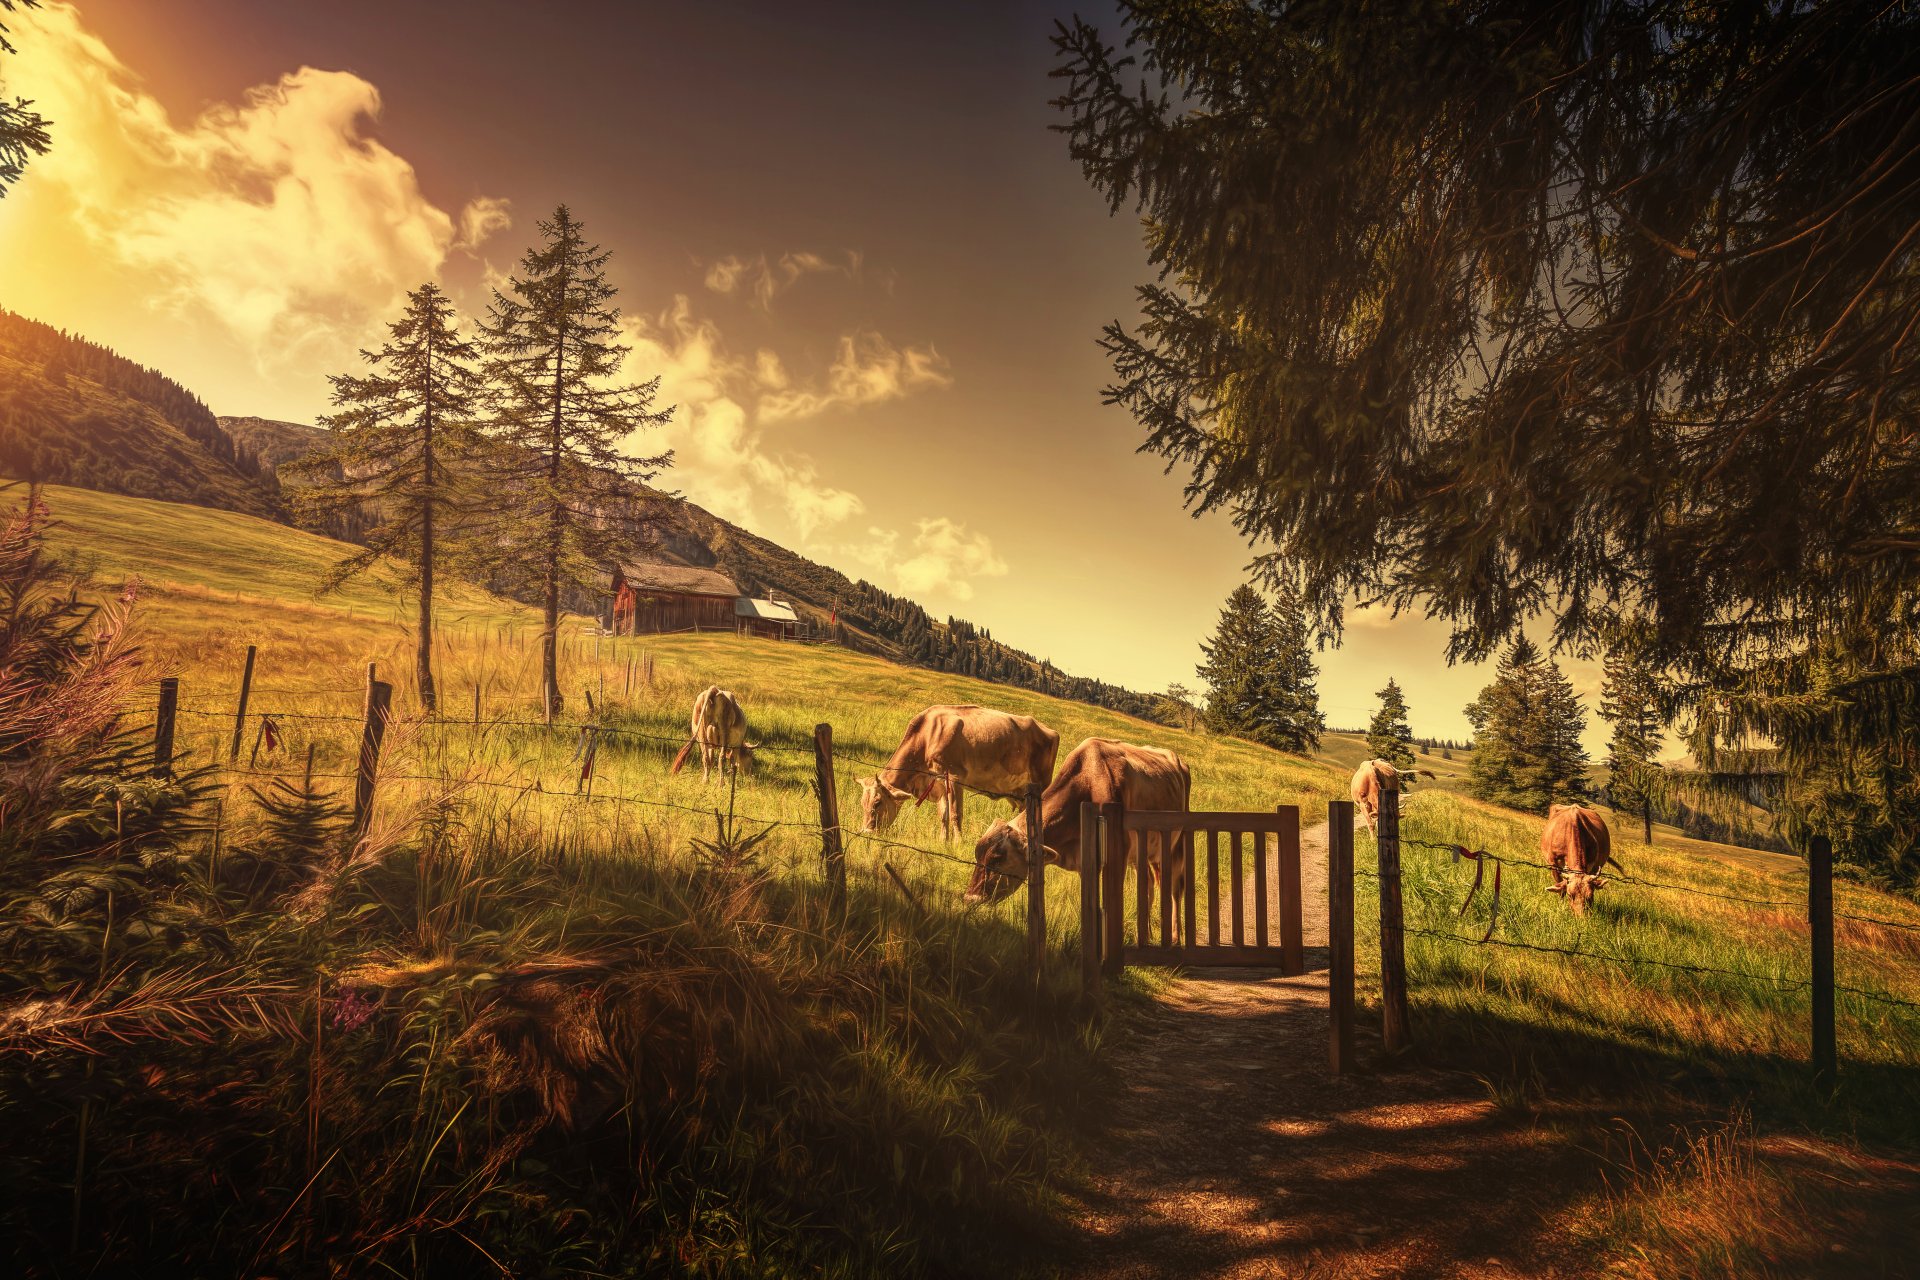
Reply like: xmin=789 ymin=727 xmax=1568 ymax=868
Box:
xmin=1378 ymin=783 xmax=1412 ymax=1052
xmin=153 ymin=677 xmax=178 ymax=777
xmin=814 ymin=723 xmax=846 ymax=922
xmin=1079 ymin=801 xmax=1101 ymax=995
xmin=228 ymin=643 xmax=256 ymax=762
xmin=1025 ymin=783 xmax=1046 ymax=998
xmin=351 ymin=679 xmax=393 ymax=836
xmin=1328 ymin=799 xmax=1356 ymax=1075
xmin=1811 ymin=833 xmax=1835 ymax=1089
xmin=1101 ymin=801 xmax=1125 ymax=977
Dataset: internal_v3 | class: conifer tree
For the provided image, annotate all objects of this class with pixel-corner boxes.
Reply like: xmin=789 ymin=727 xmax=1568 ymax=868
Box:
xmin=482 ymin=206 xmax=674 ymax=720
xmin=1366 ymin=678 xmax=1416 ymax=769
xmin=0 ymin=2 xmax=51 ymax=197
xmin=1465 ymin=637 xmax=1588 ymax=813
xmin=1600 ymin=643 xmax=1665 ymax=844
xmin=289 ymin=282 xmax=484 ymax=713
xmin=1197 ymin=583 xmax=1323 ymax=752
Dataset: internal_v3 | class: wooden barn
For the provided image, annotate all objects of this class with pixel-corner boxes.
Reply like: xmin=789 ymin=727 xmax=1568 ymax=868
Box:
xmin=607 ymin=562 xmax=740 ymax=635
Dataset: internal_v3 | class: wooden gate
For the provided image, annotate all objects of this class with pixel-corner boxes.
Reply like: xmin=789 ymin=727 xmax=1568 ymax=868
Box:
xmin=1077 ymin=802 xmax=1305 ymax=984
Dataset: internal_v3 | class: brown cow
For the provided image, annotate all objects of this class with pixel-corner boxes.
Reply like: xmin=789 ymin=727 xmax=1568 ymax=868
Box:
xmin=670 ymin=686 xmax=758 ymax=782
xmin=1542 ymin=803 xmax=1613 ymax=914
xmin=965 ymin=739 xmax=1191 ymax=930
xmin=859 ymin=705 xmax=1059 ymax=841
xmin=1351 ymin=758 xmax=1400 ymax=834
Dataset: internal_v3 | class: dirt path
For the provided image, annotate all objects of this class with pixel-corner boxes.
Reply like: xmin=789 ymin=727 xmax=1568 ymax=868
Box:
xmin=1059 ymin=814 xmax=1595 ymax=1279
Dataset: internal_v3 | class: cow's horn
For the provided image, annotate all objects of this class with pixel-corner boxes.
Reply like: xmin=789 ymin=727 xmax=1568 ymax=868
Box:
xmin=743 ymin=740 xmax=762 ymax=750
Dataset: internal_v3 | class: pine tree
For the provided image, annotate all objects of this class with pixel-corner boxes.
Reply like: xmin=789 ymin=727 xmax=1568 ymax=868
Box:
xmin=1197 ymin=584 xmax=1323 ymax=752
xmin=0 ymin=3 xmax=52 ymax=198
xmin=1465 ymin=637 xmax=1588 ymax=813
xmin=482 ymin=206 xmax=674 ymax=720
xmin=1366 ymin=678 xmax=1416 ymax=768
xmin=289 ymin=283 xmax=484 ymax=713
xmin=1600 ymin=643 xmax=1665 ymax=844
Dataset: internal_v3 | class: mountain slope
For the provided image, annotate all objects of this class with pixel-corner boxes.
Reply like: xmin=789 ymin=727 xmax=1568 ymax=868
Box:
xmin=0 ymin=311 xmax=281 ymax=518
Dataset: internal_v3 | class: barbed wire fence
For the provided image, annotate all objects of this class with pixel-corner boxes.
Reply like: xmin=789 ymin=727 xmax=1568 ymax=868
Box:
xmin=1341 ymin=786 xmax=1920 ymax=1088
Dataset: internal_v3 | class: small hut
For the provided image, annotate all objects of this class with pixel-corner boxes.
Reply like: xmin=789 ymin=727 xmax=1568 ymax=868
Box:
xmin=734 ymin=595 xmax=800 ymax=640
xmin=607 ymin=562 xmax=739 ymax=635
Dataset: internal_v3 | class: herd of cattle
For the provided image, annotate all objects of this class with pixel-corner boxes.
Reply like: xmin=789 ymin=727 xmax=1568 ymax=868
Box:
xmin=677 ymin=687 xmax=1615 ymax=915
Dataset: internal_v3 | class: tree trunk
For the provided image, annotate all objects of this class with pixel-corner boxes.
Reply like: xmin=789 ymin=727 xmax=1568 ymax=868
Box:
xmin=417 ymin=322 xmax=438 ymax=714
xmin=543 ymin=307 xmax=566 ymax=724
xmin=1642 ymin=797 xmax=1653 ymax=845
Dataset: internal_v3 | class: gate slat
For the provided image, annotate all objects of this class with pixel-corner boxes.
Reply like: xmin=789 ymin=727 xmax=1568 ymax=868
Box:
xmin=1254 ymin=829 xmax=1270 ymax=946
xmin=1230 ymin=830 xmax=1245 ymax=947
xmin=1135 ymin=826 xmax=1151 ymax=947
xmin=1207 ymin=830 xmax=1220 ymax=944
xmin=1182 ymin=829 xmax=1197 ymax=953
xmin=1159 ymin=830 xmax=1175 ymax=946
xmin=1278 ymin=805 xmax=1303 ymax=975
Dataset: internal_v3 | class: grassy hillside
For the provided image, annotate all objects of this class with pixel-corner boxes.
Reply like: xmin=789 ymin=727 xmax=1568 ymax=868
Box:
xmin=14 ymin=481 xmax=1920 ymax=1275
xmin=0 ymin=312 xmax=280 ymax=518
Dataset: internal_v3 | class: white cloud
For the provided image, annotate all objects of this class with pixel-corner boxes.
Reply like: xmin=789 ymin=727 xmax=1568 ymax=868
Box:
xmin=2 ymin=2 xmax=503 ymax=370
xmin=703 ymin=249 xmax=863 ymax=310
xmin=758 ymin=330 xmax=953 ymax=423
xmin=848 ymin=517 xmax=1008 ymax=602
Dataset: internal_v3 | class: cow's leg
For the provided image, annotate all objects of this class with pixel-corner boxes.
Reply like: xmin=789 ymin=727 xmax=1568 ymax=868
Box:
xmin=949 ymin=777 xmax=964 ymax=842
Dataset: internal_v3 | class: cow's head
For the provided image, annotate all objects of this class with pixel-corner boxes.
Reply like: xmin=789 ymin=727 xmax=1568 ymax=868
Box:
xmin=735 ymin=741 xmax=760 ymax=776
xmin=964 ymin=819 xmax=1037 ymax=902
xmin=1548 ymin=871 xmax=1607 ymax=915
xmin=858 ymin=776 xmax=915 ymax=831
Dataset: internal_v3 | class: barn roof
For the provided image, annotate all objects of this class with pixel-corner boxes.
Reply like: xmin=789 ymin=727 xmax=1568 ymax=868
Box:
xmin=614 ymin=562 xmax=739 ymax=597
xmin=734 ymin=597 xmax=798 ymax=623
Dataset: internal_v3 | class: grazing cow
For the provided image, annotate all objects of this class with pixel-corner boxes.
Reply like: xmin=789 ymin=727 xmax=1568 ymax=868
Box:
xmin=1542 ymin=803 xmax=1613 ymax=914
xmin=1351 ymin=759 xmax=1401 ymax=834
xmin=670 ymin=686 xmax=758 ymax=782
xmin=859 ymin=705 xmax=1059 ymax=842
xmin=966 ymin=739 xmax=1191 ymax=934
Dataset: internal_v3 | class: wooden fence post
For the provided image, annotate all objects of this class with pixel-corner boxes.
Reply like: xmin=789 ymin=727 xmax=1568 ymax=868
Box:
xmin=153 ymin=678 xmax=178 ymax=777
xmin=1378 ymin=783 xmax=1412 ymax=1052
xmin=1079 ymin=801 xmax=1101 ymax=995
xmin=1811 ymin=833 xmax=1835 ymax=1089
xmin=1328 ymin=799 xmax=1356 ymax=1075
xmin=814 ymin=723 xmax=845 ymax=922
xmin=351 ymin=679 xmax=393 ymax=836
xmin=1025 ymin=783 xmax=1046 ymax=998
xmin=1101 ymin=801 xmax=1125 ymax=977
xmin=228 ymin=643 xmax=256 ymax=762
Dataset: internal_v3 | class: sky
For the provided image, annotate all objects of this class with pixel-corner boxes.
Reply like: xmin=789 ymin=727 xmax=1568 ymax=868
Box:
xmin=0 ymin=0 xmax=1612 ymax=749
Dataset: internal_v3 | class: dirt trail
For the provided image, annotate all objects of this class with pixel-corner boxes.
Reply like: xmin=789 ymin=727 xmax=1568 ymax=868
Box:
xmin=1060 ymin=813 xmax=1594 ymax=1279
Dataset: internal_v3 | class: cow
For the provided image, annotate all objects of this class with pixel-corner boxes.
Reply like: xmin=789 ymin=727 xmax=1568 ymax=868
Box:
xmin=1542 ymin=803 xmax=1613 ymax=914
xmin=965 ymin=739 xmax=1191 ymax=937
xmin=859 ymin=705 xmax=1059 ymax=842
xmin=670 ymin=686 xmax=758 ymax=782
xmin=1351 ymin=759 xmax=1400 ymax=834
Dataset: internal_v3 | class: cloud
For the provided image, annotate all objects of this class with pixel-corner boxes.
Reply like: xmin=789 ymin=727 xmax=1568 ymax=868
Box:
xmin=848 ymin=518 xmax=1008 ymax=602
xmin=758 ymin=331 xmax=953 ymax=423
xmin=703 ymin=249 xmax=863 ymax=310
xmin=1 ymin=2 xmax=503 ymax=369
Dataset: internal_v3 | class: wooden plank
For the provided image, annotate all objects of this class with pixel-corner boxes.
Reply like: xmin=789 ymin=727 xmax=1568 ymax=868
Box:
xmin=1811 ymin=834 xmax=1835 ymax=1089
xmin=1126 ymin=810 xmax=1287 ymax=833
xmin=1080 ymin=802 xmax=1101 ymax=995
xmin=1379 ymin=785 xmax=1411 ymax=1052
xmin=153 ymin=678 xmax=178 ymax=777
xmin=1181 ymin=828 xmax=1197 ymax=950
xmin=1101 ymin=802 xmax=1125 ymax=977
xmin=1278 ymin=805 xmax=1304 ymax=976
xmin=1136 ymin=820 xmax=1152 ymax=947
xmin=814 ymin=723 xmax=845 ymax=922
xmin=228 ymin=644 xmax=256 ymax=762
xmin=1207 ymin=830 xmax=1220 ymax=945
xmin=1328 ymin=800 xmax=1356 ymax=1075
xmin=1159 ymin=829 xmax=1175 ymax=948
xmin=1230 ymin=830 xmax=1245 ymax=947
xmin=1026 ymin=784 xmax=1046 ymax=998
xmin=1254 ymin=828 xmax=1270 ymax=947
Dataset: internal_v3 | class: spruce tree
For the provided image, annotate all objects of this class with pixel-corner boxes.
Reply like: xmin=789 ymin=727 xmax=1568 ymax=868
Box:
xmin=1197 ymin=583 xmax=1323 ymax=752
xmin=1600 ymin=644 xmax=1665 ymax=844
xmin=1465 ymin=637 xmax=1588 ymax=813
xmin=289 ymin=282 xmax=484 ymax=713
xmin=482 ymin=206 xmax=674 ymax=720
xmin=0 ymin=2 xmax=51 ymax=197
xmin=1366 ymin=678 xmax=1416 ymax=769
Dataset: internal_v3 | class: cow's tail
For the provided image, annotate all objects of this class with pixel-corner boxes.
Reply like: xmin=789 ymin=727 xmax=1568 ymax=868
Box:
xmin=670 ymin=739 xmax=694 ymax=774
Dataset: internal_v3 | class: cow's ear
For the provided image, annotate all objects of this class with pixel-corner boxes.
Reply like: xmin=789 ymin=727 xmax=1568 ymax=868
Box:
xmin=1546 ymin=882 xmax=1566 ymax=893
xmin=884 ymin=781 xmax=915 ymax=802
xmin=1591 ymin=876 xmax=1608 ymax=890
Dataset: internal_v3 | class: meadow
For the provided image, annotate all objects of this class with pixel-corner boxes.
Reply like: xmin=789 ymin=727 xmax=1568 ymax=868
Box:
xmin=14 ymin=480 xmax=1920 ymax=1276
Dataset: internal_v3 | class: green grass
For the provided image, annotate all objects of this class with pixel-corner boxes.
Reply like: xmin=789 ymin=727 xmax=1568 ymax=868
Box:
xmin=19 ymin=480 xmax=1920 ymax=1275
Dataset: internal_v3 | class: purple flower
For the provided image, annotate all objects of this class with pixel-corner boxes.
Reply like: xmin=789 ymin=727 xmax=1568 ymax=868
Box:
xmin=329 ymin=987 xmax=378 ymax=1032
